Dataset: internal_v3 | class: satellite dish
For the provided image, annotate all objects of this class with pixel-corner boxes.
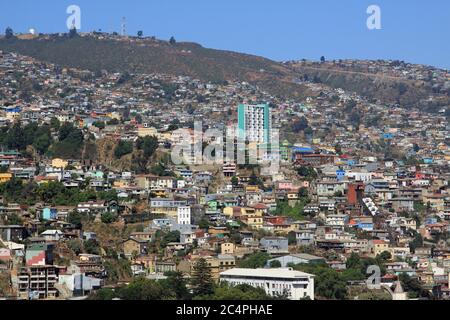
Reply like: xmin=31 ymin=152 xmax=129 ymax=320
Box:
xmin=29 ymin=28 xmax=36 ymax=35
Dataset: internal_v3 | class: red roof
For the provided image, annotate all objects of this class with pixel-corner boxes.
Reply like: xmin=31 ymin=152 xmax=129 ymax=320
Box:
xmin=372 ymin=240 xmax=388 ymax=245
xmin=251 ymin=203 xmax=267 ymax=209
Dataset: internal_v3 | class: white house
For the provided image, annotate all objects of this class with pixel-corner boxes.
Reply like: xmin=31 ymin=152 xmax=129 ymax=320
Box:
xmin=220 ymin=268 xmax=315 ymax=300
xmin=177 ymin=206 xmax=191 ymax=225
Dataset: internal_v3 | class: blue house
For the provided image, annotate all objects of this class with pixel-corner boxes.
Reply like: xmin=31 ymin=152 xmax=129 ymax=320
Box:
xmin=357 ymin=222 xmax=374 ymax=231
xmin=336 ymin=169 xmax=346 ymax=181
xmin=42 ymin=208 xmax=57 ymax=221
xmin=5 ymin=106 xmax=21 ymax=113
xmin=425 ymin=217 xmax=438 ymax=225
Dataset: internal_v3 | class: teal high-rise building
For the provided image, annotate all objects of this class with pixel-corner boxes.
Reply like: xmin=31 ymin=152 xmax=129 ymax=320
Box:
xmin=237 ymin=103 xmax=272 ymax=144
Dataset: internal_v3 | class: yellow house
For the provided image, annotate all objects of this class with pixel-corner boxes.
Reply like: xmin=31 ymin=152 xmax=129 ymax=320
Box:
xmin=273 ymin=224 xmax=296 ymax=234
xmin=246 ymin=216 xmax=264 ymax=229
xmin=370 ymin=240 xmax=390 ymax=256
xmin=223 ymin=206 xmax=241 ymax=218
xmin=51 ymin=158 xmax=69 ymax=169
xmin=113 ymin=180 xmax=130 ymax=188
xmin=0 ymin=172 xmax=12 ymax=183
xmin=152 ymin=189 xmax=167 ymax=198
xmin=6 ymin=112 xmax=21 ymax=122
xmin=137 ymin=127 xmax=158 ymax=138
xmin=245 ymin=185 xmax=260 ymax=193
xmin=221 ymin=243 xmax=235 ymax=255
xmin=223 ymin=207 xmax=233 ymax=217
xmin=240 ymin=207 xmax=263 ymax=229
xmin=107 ymin=112 xmax=121 ymax=121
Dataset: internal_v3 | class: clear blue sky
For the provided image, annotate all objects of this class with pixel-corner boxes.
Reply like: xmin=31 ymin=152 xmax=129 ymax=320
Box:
xmin=1 ymin=0 xmax=449 ymax=69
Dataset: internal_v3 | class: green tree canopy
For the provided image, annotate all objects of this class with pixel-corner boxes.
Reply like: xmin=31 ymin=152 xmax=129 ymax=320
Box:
xmin=191 ymin=258 xmax=214 ymax=297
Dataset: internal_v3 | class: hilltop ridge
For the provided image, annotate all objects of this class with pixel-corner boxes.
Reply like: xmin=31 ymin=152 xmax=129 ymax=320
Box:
xmin=0 ymin=32 xmax=449 ymax=111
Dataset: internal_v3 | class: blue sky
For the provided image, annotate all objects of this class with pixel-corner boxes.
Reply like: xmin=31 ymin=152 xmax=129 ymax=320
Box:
xmin=0 ymin=0 xmax=449 ymax=69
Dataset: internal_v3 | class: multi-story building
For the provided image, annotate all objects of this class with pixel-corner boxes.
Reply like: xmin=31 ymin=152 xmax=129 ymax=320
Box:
xmin=177 ymin=206 xmax=191 ymax=225
xmin=205 ymin=255 xmax=237 ymax=281
xmin=18 ymin=265 xmax=59 ymax=300
xmin=237 ymin=103 xmax=272 ymax=144
xmin=220 ymin=268 xmax=315 ymax=300
xmin=149 ymin=198 xmax=188 ymax=217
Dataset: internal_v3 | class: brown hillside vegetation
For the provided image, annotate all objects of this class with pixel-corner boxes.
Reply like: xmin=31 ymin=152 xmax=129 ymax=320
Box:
xmin=0 ymin=35 xmax=447 ymax=110
xmin=0 ymin=36 xmax=307 ymax=100
xmin=288 ymin=63 xmax=450 ymax=110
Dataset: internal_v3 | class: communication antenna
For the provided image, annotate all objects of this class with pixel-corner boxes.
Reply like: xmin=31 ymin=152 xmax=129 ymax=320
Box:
xmin=121 ymin=17 xmax=126 ymax=36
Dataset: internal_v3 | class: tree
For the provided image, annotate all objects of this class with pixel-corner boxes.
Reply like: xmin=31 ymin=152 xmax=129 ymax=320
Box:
xmin=101 ymin=212 xmax=117 ymax=224
xmin=50 ymin=117 xmax=61 ymax=130
xmin=238 ymin=252 xmax=271 ymax=268
xmin=249 ymin=172 xmax=262 ymax=186
xmin=297 ymin=166 xmax=317 ymax=181
xmin=399 ymin=273 xmax=422 ymax=298
xmin=231 ymin=176 xmax=239 ymax=186
xmin=68 ymin=211 xmax=84 ymax=229
xmin=292 ymin=116 xmax=309 ymax=133
xmin=345 ymin=100 xmax=357 ymax=112
xmin=191 ymin=258 xmax=214 ymax=297
xmin=114 ymin=140 xmax=133 ymax=158
xmin=93 ymin=121 xmax=106 ymax=130
xmin=33 ymin=133 xmax=52 ymax=155
xmin=346 ymin=252 xmax=362 ymax=270
xmin=84 ymin=239 xmax=100 ymax=255
xmin=5 ymin=27 xmax=14 ymax=39
xmin=198 ymin=283 xmax=271 ymax=300
xmin=198 ymin=219 xmax=210 ymax=230
xmin=169 ymin=36 xmax=176 ymax=45
xmin=5 ymin=123 xmax=26 ymax=150
xmin=320 ymin=56 xmax=326 ymax=63
xmin=67 ymin=239 xmax=83 ymax=255
xmin=288 ymin=230 xmax=299 ymax=245
xmin=161 ymin=271 xmax=190 ymax=300
xmin=335 ymin=144 xmax=343 ymax=155
xmin=295 ymin=264 xmax=347 ymax=299
xmin=136 ymin=136 xmax=158 ymax=158
xmin=160 ymin=231 xmax=180 ymax=247
xmin=89 ymin=288 xmax=116 ymax=300
xmin=358 ymin=290 xmax=392 ymax=300
xmin=37 ymin=181 xmax=64 ymax=203
xmin=117 ymin=277 xmax=173 ymax=300
xmin=269 ymin=260 xmax=282 ymax=268
xmin=409 ymin=232 xmax=423 ymax=253
xmin=137 ymin=30 xmax=144 ymax=38
xmin=54 ymin=122 xmax=84 ymax=158
xmin=69 ymin=26 xmax=78 ymax=38
xmin=376 ymin=251 xmax=392 ymax=263
xmin=304 ymin=127 xmax=313 ymax=136
xmin=167 ymin=123 xmax=179 ymax=131
xmin=107 ymin=118 xmax=119 ymax=125
xmin=7 ymin=213 xmax=22 ymax=225
xmin=298 ymin=187 xmax=309 ymax=198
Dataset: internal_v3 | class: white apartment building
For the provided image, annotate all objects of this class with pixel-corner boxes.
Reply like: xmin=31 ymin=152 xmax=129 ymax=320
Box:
xmin=326 ymin=214 xmax=348 ymax=227
xmin=177 ymin=206 xmax=191 ymax=225
xmin=220 ymin=268 xmax=314 ymax=300
xmin=238 ymin=104 xmax=272 ymax=144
